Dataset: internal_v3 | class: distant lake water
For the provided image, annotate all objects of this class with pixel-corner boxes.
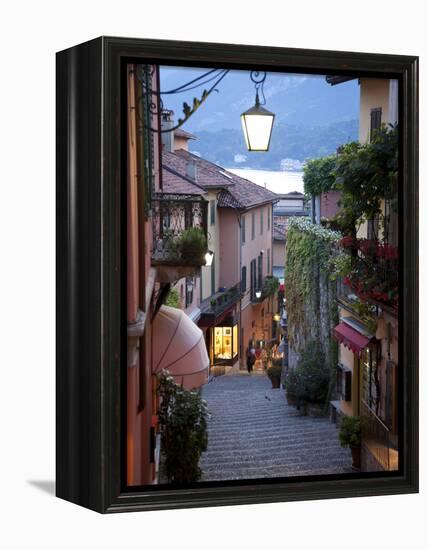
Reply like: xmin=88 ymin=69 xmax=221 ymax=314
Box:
xmin=227 ymin=168 xmax=304 ymax=195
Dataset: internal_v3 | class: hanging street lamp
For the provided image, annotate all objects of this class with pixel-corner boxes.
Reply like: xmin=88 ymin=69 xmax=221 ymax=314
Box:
xmin=241 ymin=71 xmax=275 ymax=152
xmin=139 ymin=65 xmax=275 ymax=151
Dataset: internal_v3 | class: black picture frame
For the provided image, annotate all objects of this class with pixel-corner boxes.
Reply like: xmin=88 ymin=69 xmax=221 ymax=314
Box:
xmin=56 ymin=36 xmax=418 ymax=513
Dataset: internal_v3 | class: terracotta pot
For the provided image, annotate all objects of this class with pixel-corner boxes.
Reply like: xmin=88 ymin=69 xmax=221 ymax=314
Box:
xmin=350 ymin=445 xmax=361 ymax=471
xmin=270 ymin=377 xmax=281 ymax=389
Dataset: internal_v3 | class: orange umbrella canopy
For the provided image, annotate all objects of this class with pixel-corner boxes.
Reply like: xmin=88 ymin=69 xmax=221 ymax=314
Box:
xmin=152 ymin=305 xmax=209 ymax=389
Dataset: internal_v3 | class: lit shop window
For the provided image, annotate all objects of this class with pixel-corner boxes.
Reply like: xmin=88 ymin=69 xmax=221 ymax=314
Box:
xmin=213 ymin=325 xmax=238 ymax=366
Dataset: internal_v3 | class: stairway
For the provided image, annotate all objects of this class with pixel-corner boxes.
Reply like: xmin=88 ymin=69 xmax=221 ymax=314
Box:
xmin=200 ymin=373 xmax=353 ymax=481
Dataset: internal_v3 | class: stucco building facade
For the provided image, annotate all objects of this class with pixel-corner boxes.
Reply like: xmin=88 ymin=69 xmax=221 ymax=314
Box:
xmin=327 ymin=76 xmax=399 ymax=472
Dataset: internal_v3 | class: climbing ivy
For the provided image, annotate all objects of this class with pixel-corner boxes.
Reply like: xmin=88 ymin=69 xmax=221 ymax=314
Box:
xmin=285 ymin=218 xmax=340 ymax=406
xmin=303 ymin=154 xmax=337 ymax=196
xmin=332 ymin=124 xmax=398 ymax=235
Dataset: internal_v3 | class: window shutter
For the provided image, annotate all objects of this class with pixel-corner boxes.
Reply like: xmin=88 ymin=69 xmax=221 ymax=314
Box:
xmin=258 ymin=255 xmax=262 ymax=289
xmin=250 ymin=259 xmax=256 ymax=299
xmin=370 ymin=107 xmax=382 ymax=141
xmin=241 ymin=266 xmax=247 ymax=293
xmin=210 ymin=199 xmax=216 ymax=225
xmin=385 ymin=360 xmax=396 ymax=429
xmin=344 ymin=370 xmax=352 ymax=401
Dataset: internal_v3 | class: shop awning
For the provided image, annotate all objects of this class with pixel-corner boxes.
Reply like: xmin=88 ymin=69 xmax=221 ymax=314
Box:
xmin=152 ymin=305 xmax=209 ymax=390
xmin=333 ymin=322 xmax=370 ymax=357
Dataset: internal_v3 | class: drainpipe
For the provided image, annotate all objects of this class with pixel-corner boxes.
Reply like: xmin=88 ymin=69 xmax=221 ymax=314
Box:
xmin=161 ymin=110 xmax=174 ymax=153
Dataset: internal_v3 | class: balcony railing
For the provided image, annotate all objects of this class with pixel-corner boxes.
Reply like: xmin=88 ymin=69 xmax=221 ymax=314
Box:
xmin=151 ymin=193 xmax=208 ymax=266
xmin=199 ymin=283 xmax=242 ymax=325
xmin=360 ymin=401 xmax=398 ymax=471
xmin=338 ymin=238 xmax=398 ymax=310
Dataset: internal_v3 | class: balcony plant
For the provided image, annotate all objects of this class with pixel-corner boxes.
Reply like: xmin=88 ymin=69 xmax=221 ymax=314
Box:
xmin=263 ymin=275 xmax=279 ymax=298
xmin=177 ymin=227 xmax=208 ymax=266
xmin=165 ymin=287 xmax=180 ymax=309
xmin=341 ymin=241 xmax=398 ymax=309
xmin=338 ymin=415 xmax=362 ymax=471
xmin=267 ymin=361 xmax=282 ymax=389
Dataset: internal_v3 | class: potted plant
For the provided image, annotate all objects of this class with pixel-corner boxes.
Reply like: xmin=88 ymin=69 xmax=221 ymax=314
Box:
xmin=338 ymin=415 xmax=362 ymax=471
xmin=177 ymin=228 xmax=208 ymax=265
xmin=210 ymin=298 xmax=217 ymax=307
xmin=157 ymin=371 xmax=209 ymax=484
xmin=267 ymin=362 xmax=282 ymax=389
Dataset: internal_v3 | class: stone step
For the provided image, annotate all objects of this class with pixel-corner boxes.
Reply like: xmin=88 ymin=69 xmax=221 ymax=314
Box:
xmin=200 ymin=373 xmax=352 ymax=481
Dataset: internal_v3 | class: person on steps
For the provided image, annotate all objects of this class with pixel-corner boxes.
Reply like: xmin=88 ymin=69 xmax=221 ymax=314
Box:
xmin=246 ymin=344 xmax=256 ymax=374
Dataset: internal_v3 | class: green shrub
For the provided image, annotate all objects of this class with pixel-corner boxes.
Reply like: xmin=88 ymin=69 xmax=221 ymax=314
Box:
xmin=303 ymin=154 xmax=338 ymax=196
xmin=294 ymin=341 xmax=330 ymax=404
xmin=339 ymin=416 xmax=362 ymax=448
xmin=157 ymin=371 xmax=209 ymax=484
xmin=178 ymin=228 xmax=208 ymax=264
xmin=284 ymin=369 xmax=299 ymax=397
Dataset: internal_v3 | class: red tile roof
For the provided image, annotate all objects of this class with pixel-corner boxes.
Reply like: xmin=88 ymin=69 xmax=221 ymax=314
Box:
xmin=163 ymin=150 xmax=234 ymax=188
xmin=171 ymin=149 xmax=279 ymax=209
xmin=162 ymin=164 xmax=207 ymax=195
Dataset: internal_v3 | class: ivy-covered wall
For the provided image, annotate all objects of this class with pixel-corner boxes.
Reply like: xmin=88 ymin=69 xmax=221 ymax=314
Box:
xmin=285 ymin=218 xmax=340 ymax=380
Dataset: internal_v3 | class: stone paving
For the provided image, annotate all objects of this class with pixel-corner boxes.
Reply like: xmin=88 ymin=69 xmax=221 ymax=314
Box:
xmin=200 ymin=372 xmax=353 ymax=481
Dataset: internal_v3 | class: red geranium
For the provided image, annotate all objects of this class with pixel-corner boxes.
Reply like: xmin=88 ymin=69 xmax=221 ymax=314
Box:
xmin=340 ymin=236 xmax=357 ymax=249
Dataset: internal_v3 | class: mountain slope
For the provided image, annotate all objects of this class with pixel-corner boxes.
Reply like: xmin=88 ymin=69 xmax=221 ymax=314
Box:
xmin=189 ymin=119 xmax=358 ymax=169
xmin=160 ymin=67 xmax=359 ymax=132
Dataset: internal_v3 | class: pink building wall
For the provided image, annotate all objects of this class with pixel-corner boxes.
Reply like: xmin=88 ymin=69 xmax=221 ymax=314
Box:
xmin=218 ymin=209 xmax=240 ymax=289
xmin=320 ymin=190 xmax=342 ymax=219
xmin=240 ymin=203 xmax=274 ymax=366
xmin=127 ymin=64 xmax=161 ymax=487
xmin=241 ymin=204 xmax=274 ymax=289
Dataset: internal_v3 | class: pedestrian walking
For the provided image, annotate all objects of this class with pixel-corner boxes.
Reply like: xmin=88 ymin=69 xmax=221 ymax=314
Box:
xmin=246 ymin=344 xmax=256 ymax=374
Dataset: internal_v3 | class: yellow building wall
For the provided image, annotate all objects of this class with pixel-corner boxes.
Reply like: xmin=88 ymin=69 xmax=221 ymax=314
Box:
xmin=357 ymin=78 xmax=396 ymax=240
xmin=359 ymin=78 xmax=391 ymax=144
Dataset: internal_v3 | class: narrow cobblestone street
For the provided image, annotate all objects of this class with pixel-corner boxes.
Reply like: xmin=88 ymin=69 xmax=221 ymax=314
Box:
xmin=200 ymin=373 xmax=353 ymax=481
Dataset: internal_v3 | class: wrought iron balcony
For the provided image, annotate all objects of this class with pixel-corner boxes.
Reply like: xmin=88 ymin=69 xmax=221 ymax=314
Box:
xmin=151 ymin=193 xmax=208 ymax=267
xmin=199 ymin=283 xmax=242 ymax=326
